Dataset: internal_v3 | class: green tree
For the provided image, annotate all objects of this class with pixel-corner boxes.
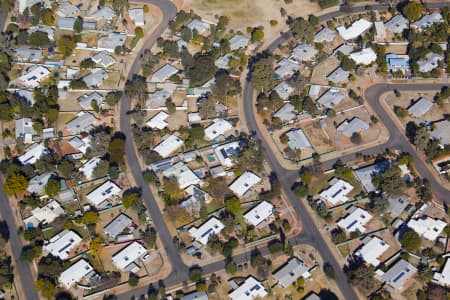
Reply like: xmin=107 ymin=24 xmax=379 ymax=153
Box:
xmin=341 ymin=56 xmax=356 ymax=71
xmin=225 ymin=197 xmax=241 ymax=216
xmin=250 ymin=56 xmax=275 ymax=92
xmin=81 ymin=211 xmax=99 ymax=225
xmin=3 ymin=173 xmax=28 ymax=196
xmin=29 ymin=31 xmax=50 ymax=47
xmin=135 ymin=27 xmax=144 ymax=39
xmin=413 ymin=127 xmax=430 ymax=152
xmin=402 ymin=2 xmax=423 ymax=21
xmin=57 ymin=36 xmax=76 ymax=57
xmin=109 ymin=137 xmax=126 ymax=164
xmin=128 ymin=273 xmax=139 ymax=286
xmin=251 ymin=28 xmax=264 ymax=42
xmin=299 ymin=168 xmax=313 ymax=185
xmin=122 ymin=192 xmax=140 ymax=209
xmin=45 ymin=178 xmax=60 ymax=197
xmin=35 ymin=278 xmax=55 ymax=299
xmin=225 ymin=260 xmax=237 ymax=274
xmin=112 ymin=0 xmax=128 ymax=16
xmin=323 ymin=262 xmax=336 ymax=279
xmin=188 ymin=267 xmax=203 ymax=282
xmin=288 ymin=17 xmax=315 ymax=43
xmin=20 ymin=245 xmax=38 ymax=262
xmin=373 ymin=166 xmax=405 ymax=196
xmin=41 ymin=9 xmax=55 ymax=25
xmin=73 ymin=16 xmax=83 ymax=33
xmin=58 ymin=159 xmax=74 ymax=178
xmin=162 ymin=178 xmax=184 ymax=205
xmin=400 ymin=230 xmax=421 ymax=252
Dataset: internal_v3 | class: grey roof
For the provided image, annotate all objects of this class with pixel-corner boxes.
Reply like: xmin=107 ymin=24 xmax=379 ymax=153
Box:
xmin=382 ymin=259 xmax=417 ymax=290
xmin=92 ymin=51 xmax=116 ymax=67
xmin=104 ymin=213 xmax=133 ymax=239
xmin=317 ymin=88 xmax=344 ymax=108
xmin=291 ymin=44 xmax=317 ymax=62
xmin=387 ymin=194 xmax=411 ymax=217
xmin=58 ymin=17 xmax=76 ymax=30
xmin=334 ymin=44 xmax=354 ymax=56
xmin=337 ymin=117 xmax=369 ymax=137
xmin=82 ymin=68 xmax=109 ymax=87
xmin=43 ymin=128 xmax=55 ymax=139
xmin=58 ymin=188 xmax=76 ymax=203
xmin=151 ymin=64 xmax=178 ymax=82
xmin=57 ymin=2 xmax=80 ymax=17
xmin=14 ymin=47 xmax=43 ymax=62
xmin=79 ymin=92 xmax=103 ymax=110
xmin=215 ymin=54 xmax=236 ymax=70
xmin=180 ymin=291 xmax=208 ymax=300
xmin=229 ymin=34 xmax=250 ymax=51
xmin=418 ymin=52 xmax=443 ymax=73
xmin=83 ymin=21 xmax=96 ymax=30
xmin=98 ymin=32 xmax=126 ymax=51
xmin=385 ymin=15 xmax=408 ymax=33
xmin=327 ymin=67 xmax=349 ymax=83
xmin=15 ymin=118 xmax=35 ymax=139
xmin=187 ymin=19 xmax=209 ymax=34
xmin=65 ymin=112 xmax=97 ymax=134
xmin=308 ymin=85 xmax=321 ymax=99
xmin=430 ymin=120 xmax=450 ymax=146
xmin=407 ymin=98 xmax=433 ymax=117
xmin=273 ymin=81 xmax=294 ymax=100
xmin=274 ymin=58 xmax=299 ymax=79
xmin=273 ymin=103 xmax=296 ymax=122
xmin=68 ymin=136 xmax=86 ymax=150
xmin=286 ymin=129 xmax=311 ymax=150
xmin=314 ymin=27 xmax=335 ymax=43
xmin=89 ymin=6 xmax=115 ymax=21
xmin=146 ymin=89 xmax=173 ymax=107
xmin=354 ymin=160 xmax=391 ymax=193
xmin=273 ymin=257 xmax=310 ymax=288
xmin=413 ymin=12 xmax=443 ymax=29
xmin=27 ymin=172 xmax=54 ymax=195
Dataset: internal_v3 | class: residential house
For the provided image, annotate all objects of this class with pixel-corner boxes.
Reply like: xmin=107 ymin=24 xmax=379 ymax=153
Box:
xmin=104 ymin=213 xmax=133 ymax=239
xmin=336 ymin=19 xmax=372 ymax=40
xmin=188 ymin=112 xmax=201 ymax=124
xmin=15 ymin=89 xmax=35 ymax=106
xmin=432 ymin=154 xmax=450 ymax=174
xmin=349 ymin=48 xmax=377 ymax=65
xmin=15 ymin=118 xmax=35 ymax=143
xmin=215 ymin=53 xmax=237 ymax=70
xmin=146 ymin=111 xmax=170 ymax=130
xmin=374 ymin=21 xmax=386 ymax=39
xmin=308 ymin=85 xmax=321 ymax=99
xmin=387 ymin=194 xmax=411 ymax=217
xmin=14 ymin=47 xmax=43 ymax=63
xmin=89 ymin=6 xmax=115 ymax=21
xmin=407 ymin=217 xmax=446 ymax=241
xmin=79 ymin=157 xmax=102 ymax=180
xmin=274 ymin=58 xmax=299 ymax=79
xmin=27 ymin=172 xmax=54 ymax=195
xmin=337 ymin=117 xmax=369 ymax=137
xmin=129 ymin=8 xmax=144 ymax=26
xmin=24 ymin=199 xmax=64 ymax=228
xmin=59 ymin=259 xmax=95 ymax=289
xmin=273 ymin=81 xmax=294 ymax=100
xmin=433 ymin=258 xmax=450 ymax=287
xmin=181 ymin=291 xmax=209 ymax=300
xmin=229 ymin=171 xmax=261 ymax=198
xmin=43 ymin=230 xmax=82 ymax=260
xmin=334 ymin=44 xmax=355 ymax=56
xmin=407 ymin=97 xmax=433 ymax=117
xmin=326 ymin=67 xmax=349 ymax=83
xmin=291 ymin=44 xmax=317 ymax=62
xmin=78 ymin=92 xmax=103 ymax=110
xmin=303 ymin=293 xmax=322 ymax=300
xmin=319 ymin=178 xmax=353 ymax=206
xmin=413 ymin=12 xmax=443 ymax=30
xmin=273 ymin=103 xmax=297 ymax=123
xmin=97 ymin=32 xmax=127 ymax=52
xmin=385 ymin=15 xmax=408 ymax=34
xmin=337 ymin=206 xmax=372 ymax=233
xmin=228 ymin=276 xmax=267 ymax=300
xmin=86 ymin=180 xmax=122 ymax=208
xmin=92 ymin=51 xmax=116 ymax=68
xmin=430 ymin=120 xmax=450 ymax=146
xmin=354 ymin=236 xmax=389 ymax=267
xmin=317 ymin=88 xmax=344 ymax=108
xmin=205 ymin=118 xmax=233 ymax=141
xmin=286 ymin=129 xmax=311 ymax=150
xmin=56 ymin=2 xmax=80 ymax=18
xmin=65 ymin=111 xmax=97 ymax=135
xmin=188 ymin=217 xmax=224 ymax=246
xmin=214 ymin=141 xmax=240 ymax=168
xmin=17 ymin=66 xmax=51 ymax=88
xmin=353 ymin=160 xmax=391 ymax=193
xmin=187 ymin=19 xmax=210 ymax=35
xmin=18 ymin=143 xmax=49 ymax=165
xmin=68 ymin=136 xmax=90 ymax=154
xmin=146 ymin=89 xmax=174 ymax=108
xmin=59 ymin=188 xmax=76 ymax=204
xmin=417 ymin=52 xmax=443 ymax=73
xmin=153 ymin=134 xmax=184 ymax=158
xmin=82 ymin=68 xmax=109 ymax=87
xmin=112 ymin=241 xmax=148 ymax=272
xmin=243 ymin=201 xmax=275 ymax=227
xmin=180 ymin=186 xmax=211 ymax=212
xmin=43 ymin=128 xmax=55 ymax=139
xmin=386 ymin=54 xmax=410 ymax=73
xmin=273 ymin=257 xmax=311 ymax=288
xmin=314 ymin=27 xmax=335 ymax=43
xmin=57 ymin=17 xmax=76 ymax=30
xmin=151 ymin=64 xmax=178 ymax=82
xmin=379 ymin=259 xmax=417 ymax=291
xmin=162 ymin=162 xmax=200 ymax=189
xmin=229 ymin=34 xmax=250 ymax=50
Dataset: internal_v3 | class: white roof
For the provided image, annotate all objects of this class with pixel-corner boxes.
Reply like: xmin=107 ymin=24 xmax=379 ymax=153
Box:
xmin=291 ymin=44 xmax=317 ymax=62
xmin=327 ymin=67 xmax=349 ymax=83
xmin=205 ymin=118 xmax=233 ymax=140
xmin=57 ymin=2 xmax=80 ymax=18
xmin=18 ymin=143 xmax=49 ymax=165
xmin=229 ymin=34 xmax=250 ymax=50
xmin=92 ymin=51 xmax=116 ymax=68
xmin=151 ymin=64 xmax=178 ymax=82
xmin=273 ymin=81 xmax=294 ymax=100
xmin=43 ymin=230 xmax=82 ymax=260
xmin=78 ymin=92 xmax=103 ymax=110
xmin=407 ymin=217 xmax=446 ymax=241
xmin=14 ymin=47 xmax=43 ymax=62
xmin=314 ymin=27 xmax=335 ymax=43
xmin=187 ymin=19 xmax=210 ymax=35
xmin=27 ymin=172 xmax=54 ymax=195
xmin=97 ymin=32 xmax=126 ymax=52
xmin=355 ymin=236 xmax=389 ymax=267
xmin=89 ymin=6 xmax=115 ymax=21
xmin=146 ymin=88 xmax=174 ymax=108
xmin=146 ymin=111 xmax=169 ymax=130
xmin=153 ymin=134 xmax=184 ymax=158
xmin=215 ymin=53 xmax=237 ymax=70
xmin=317 ymin=88 xmax=345 ymax=108
xmin=244 ymin=201 xmax=275 ymax=227
xmin=274 ymin=58 xmax=299 ymax=79
xmin=385 ymin=15 xmax=409 ymax=33
xmin=162 ymin=162 xmax=200 ymax=189
xmin=59 ymin=259 xmax=94 ymax=289
xmin=188 ymin=112 xmax=202 ymax=123
xmin=433 ymin=258 xmax=450 ymax=286
xmin=319 ymin=178 xmax=353 ymax=205
xmin=229 ymin=276 xmax=267 ymax=300
xmin=413 ymin=12 xmax=443 ymax=29
xmin=308 ymin=85 xmax=321 ymax=98
xmin=407 ymin=98 xmax=433 ymax=117
xmin=82 ymin=68 xmax=109 ymax=87
xmin=86 ymin=180 xmax=122 ymax=207
xmin=15 ymin=89 xmax=35 ymax=106
xmin=188 ymin=217 xmax=224 ymax=246
xmin=57 ymin=17 xmax=76 ymax=30
xmin=349 ymin=48 xmax=377 ymax=65
xmin=337 ymin=117 xmax=369 ymax=137
xmin=273 ymin=103 xmax=296 ymax=123
xmin=68 ymin=136 xmax=91 ymax=154
xmin=418 ymin=52 xmax=443 ymax=73
xmin=80 ymin=157 xmax=102 ymax=180
xmin=18 ymin=65 xmax=50 ymax=88
xmin=337 ymin=206 xmax=372 ymax=233
xmin=15 ymin=118 xmax=35 ymax=143
xmin=30 ymin=199 xmax=64 ymax=225
xmin=430 ymin=120 xmax=450 ymax=146
xmin=112 ymin=241 xmax=148 ymax=271
xmin=214 ymin=141 xmax=240 ymax=168
xmin=336 ymin=19 xmax=372 ymax=40
xmin=273 ymin=257 xmax=311 ymax=288
xmin=65 ymin=111 xmax=97 ymax=135
xmin=229 ymin=171 xmax=261 ymax=198
xmin=374 ymin=21 xmax=386 ymax=38
xmin=129 ymin=8 xmax=144 ymax=26
xmin=286 ymin=129 xmax=311 ymax=150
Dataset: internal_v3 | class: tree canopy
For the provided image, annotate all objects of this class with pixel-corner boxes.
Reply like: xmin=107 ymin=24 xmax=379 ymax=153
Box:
xmin=402 ymin=2 xmax=423 ymax=21
xmin=3 ymin=173 xmax=28 ymax=196
xmin=400 ymin=230 xmax=421 ymax=252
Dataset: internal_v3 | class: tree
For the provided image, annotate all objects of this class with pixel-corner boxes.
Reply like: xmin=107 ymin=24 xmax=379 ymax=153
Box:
xmin=28 ymin=31 xmax=49 ymax=47
xmin=128 ymin=273 xmax=139 ymax=286
xmin=288 ymin=17 xmax=315 ymax=43
xmin=57 ymin=36 xmax=76 ymax=57
xmin=413 ymin=127 xmax=430 ymax=152
xmin=184 ymin=55 xmax=217 ymax=87
xmin=400 ymin=230 xmax=421 ymax=252
xmin=73 ymin=17 xmax=83 ymax=33
xmin=80 ymin=58 xmax=95 ymax=69
xmin=41 ymin=9 xmax=55 ymax=25
xmin=125 ymin=75 xmax=148 ymax=104
xmin=251 ymin=28 xmax=264 ymax=42
xmin=373 ymin=166 xmax=405 ymax=196
xmin=345 ymin=261 xmax=375 ymax=292
xmin=188 ymin=267 xmax=203 ymax=282
xmin=350 ymin=132 xmax=362 ymax=144
xmin=293 ymin=183 xmax=308 ymax=198
xmin=20 ymin=245 xmax=38 ymax=262
xmin=402 ymin=2 xmax=423 ymax=21
xmin=35 ymin=278 xmax=56 ymax=299
xmin=45 ymin=178 xmax=60 ymax=197
xmin=250 ymin=55 xmax=275 ymax=92
xmin=162 ymin=178 xmax=184 ymax=205
xmin=268 ymin=240 xmax=284 ymax=253
xmin=122 ymin=191 xmax=140 ymax=209
xmin=109 ymin=136 xmax=126 ymax=164
xmin=318 ymin=0 xmax=339 ymax=9
xmin=323 ymin=262 xmax=335 ymax=279
xmin=135 ymin=27 xmax=144 ymax=39
xmin=165 ymin=99 xmax=176 ymax=114
xmin=225 ymin=197 xmax=241 ymax=216
xmin=81 ymin=211 xmax=99 ymax=225
xmin=225 ymin=260 xmax=237 ymax=274
xmin=58 ymin=159 xmax=74 ymax=178
xmin=341 ymin=56 xmax=356 ymax=71
xmin=3 ymin=173 xmax=28 ymax=196
xmin=299 ymin=168 xmax=313 ymax=185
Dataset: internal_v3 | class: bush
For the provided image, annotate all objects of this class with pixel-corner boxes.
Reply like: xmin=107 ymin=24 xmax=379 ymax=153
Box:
xmin=135 ymin=27 xmax=144 ymax=39
xmin=188 ymin=267 xmax=203 ymax=282
xmin=251 ymin=29 xmax=264 ymax=42
xmin=323 ymin=262 xmax=335 ymax=279
xmin=268 ymin=241 xmax=284 ymax=254
xmin=128 ymin=273 xmax=139 ymax=286
xmin=269 ymin=20 xmax=278 ymax=27
xmin=400 ymin=230 xmax=421 ymax=252
xmin=318 ymin=0 xmax=339 ymax=9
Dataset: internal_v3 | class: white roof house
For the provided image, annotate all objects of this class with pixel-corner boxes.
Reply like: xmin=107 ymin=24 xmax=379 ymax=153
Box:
xmin=18 ymin=143 xmax=49 ymax=165
xmin=336 ymin=19 xmax=372 ymax=40
xmin=273 ymin=103 xmax=296 ymax=123
xmin=205 ymin=118 xmax=233 ymax=141
xmin=29 ymin=25 xmax=55 ymax=41
xmin=229 ymin=34 xmax=250 ymax=50
xmin=229 ymin=171 xmax=261 ymax=198
xmin=214 ymin=141 xmax=240 ymax=168
xmin=374 ymin=21 xmax=386 ymax=39
xmin=317 ymin=88 xmax=345 ymax=108
xmin=82 ymin=68 xmax=109 ymax=87
xmin=89 ymin=6 xmax=115 ymax=21
xmin=79 ymin=157 xmax=102 ymax=180
xmin=327 ymin=67 xmax=349 ymax=83
xmin=57 ymin=2 xmax=80 ymax=17
xmin=65 ymin=111 xmax=97 ymax=135
xmin=215 ymin=53 xmax=237 ymax=70
xmin=15 ymin=89 xmax=35 ymax=106
xmin=17 ymin=65 xmax=51 ymax=88
xmin=380 ymin=259 xmax=417 ymax=290
xmin=57 ymin=17 xmax=76 ymax=30
xmin=188 ymin=217 xmax=224 ymax=246
xmin=355 ymin=236 xmax=389 ymax=267
xmin=273 ymin=257 xmax=311 ymax=288
xmin=146 ymin=88 xmax=174 ymax=108
xmin=407 ymin=217 xmax=446 ymax=241
xmin=433 ymin=258 xmax=450 ymax=287
xmin=244 ymin=201 xmax=275 ymax=227
xmin=273 ymin=81 xmax=294 ymax=100
xmin=15 ymin=118 xmax=35 ymax=143
xmin=43 ymin=230 xmax=82 ymax=260
xmin=337 ymin=206 xmax=372 ymax=233
xmin=319 ymin=178 xmax=354 ymax=205
xmin=86 ymin=180 xmax=122 ymax=208
xmin=418 ymin=52 xmax=443 ymax=73
xmin=26 ymin=199 xmax=64 ymax=227
xmin=291 ymin=44 xmax=317 ymax=62
xmin=97 ymin=32 xmax=126 ymax=52
xmin=92 ymin=51 xmax=116 ymax=68
xmin=59 ymin=259 xmax=94 ymax=289
xmin=188 ymin=112 xmax=202 ymax=123
xmin=162 ymin=162 xmax=200 ymax=189
xmin=286 ymin=129 xmax=311 ymax=150
xmin=146 ymin=111 xmax=169 ymax=130
xmin=104 ymin=213 xmax=133 ymax=239
xmin=151 ymin=64 xmax=178 ymax=82
xmin=407 ymin=98 xmax=433 ymax=117
xmin=112 ymin=241 xmax=148 ymax=272
xmin=78 ymin=92 xmax=103 ymax=110
xmin=314 ymin=27 xmax=335 ymax=43
xmin=14 ymin=47 xmax=43 ymax=62
xmin=187 ymin=19 xmax=210 ymax=35
xmin=308 ymin=85 xmax=321 ymax=99
xmin=68 ymin=136 xmax=90 ymax=154
xmin=153 ymin=134 xmax=184 ymax=158
xmin=413 ymin=12 xmax=443 ymax=29
xmin=27 ymin=172 xmax=54 ymax=195
xmin=349 ymin=48 xmax=377 ymax=65
xmin=385 ymin=15 xmax=409 ymax=33
xmin=430 ymin=120 xmax=450 ymax=146
xmin=274 ymin=58 xmax=299 ymax=79
xmin=337 ymin=117 xmax=369 ymax=137
xmin=129 ymin=8 xmax=144 ymax=26
xmin=181 ymin=292 xmax=208 ymax=300
xmin=229 ymin=276 xmax=267 ymax=300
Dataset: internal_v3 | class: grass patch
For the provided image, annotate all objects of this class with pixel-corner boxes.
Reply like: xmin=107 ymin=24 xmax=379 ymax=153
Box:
xmin=309 ymin=173 xmax=333 ymax=196
xmin=42 ymin=227 xmax=56 ymax=240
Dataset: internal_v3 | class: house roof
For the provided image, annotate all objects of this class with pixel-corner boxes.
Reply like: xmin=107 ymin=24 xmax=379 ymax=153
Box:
xmin=188 ymin=112 xmax=202 ymax=123
xmin=15 ymin=118 xmax=35 ymax=142
xmin=430 ymin=120 xmax=450 ymax=146
xmin=308 ymin=85 xmax=321 ymax=98
xmin=314 ymin=27 xmax=335 ymax=43
xmin=286 ymin=129 xmax=311 ymax=150
xmin=146 ymin=89 xmax=174 ymax=108
xmin=319 ymin=178 xmax=353 ymax=205
xmin=273 ymin=103 xmax=296 ymax=122
xmin=43 ymin=230 xmax=82 ymax=260
xmin=86 ymin=180 xmax=122 ymax=207
xmin=215 ymin=53 xmax=237 ymax=70
xmin=326 ymin=67 xmax=349 ymax=83
xmin=146 ymin=111 xmax=169 ymax=130
xmin=58 ymin=17 xmax=76 ymax=30
xmin=112 ymin=241 xmax=148 ymax=271
xmin=229 ymin=34 xmax=250 ymax=50
xmin=68 ymin=136 xmax=90 ymax=154
xmin=407 ymin=217 xmax=446 ymax=241
xmin=244 ymin=201 xmax=275 ymax=227
xmin=334 ymin=44 xmax=355 ymax=56
xmin=349 ymin=48 xmax=377 ymax=65
xmin=187 ymin=19 xmax=210 ymax=35
xmin=353 ymin=160 xmax=390 ymax=192
xmin=273 ymin=81 xmax=294 ymax=100
xmin=78 ymin=92 xmax=103 ymax=110
xmin=57 ymin=2 xmax=80 ymax=18
xmin=381 ymin=259 xmax=417 ymax=290
xmin=58 ymin=259 xmax=94 ymax=289
xmin=82 ymin=68 xmax=109 ymax=87
xmin=317 ymin=88 xmax=345 ymax=108
xmin=89 ymin=6 xmax=115 ymax=21
xmin=15 ymin=89 xmax=35 ymax=106
xmin=18 ymin=65 xmax=50 ymax=88
xmin=418 ymin=52 xmax=443 ymax=73
xmin=387 ymin=194 xmax=411 ymax=217
xmin=14 ymin=47 xmax=43 ymax=61
xmin=162 ymin=162 xmax=200 ymax=189
xmin=374 ymin=21 xmax=386 ymax=38
xmin=274 ymin=58 xmax=299 ymax=79
xmin=181 ymin=292 xmax=209 ymax=300
xmin=386 ymin=54 xmax=410 ymax=72
xmin=92 ymin=51 xmax=116 ymax=68
xmin=79 ymin=157 xmax=102 ymax=180
xmin=29 ymin=198 xmax=64 ymax=226
xmin=355 ymin=236 xmax=389 ymax=267
xmin=273 ymin=257 xmax=311 ymax=288
xmin=188 ymin=217 xmax=224 ymax=246
xmin=337 ymin=117 xmax=369 ymax=137
xmin=433 ymin=258 xmax=450 ymax=287
xmin=98 ymin=32 xmax=126 ymax=52
xmin=205 ymin=118 xmax=233 ymax=141
xmin=18 ymin=143 xmax=49 ymax=165
xmin=43 ymin=128 xmax=55 ymax=139
xmin=27 ymin=172 xmax=54 ymax=195
xmin=291 ymin=44 xmax=317 ymax=62
xmin=229 ymin=171 xmax=261 ymax=198
xmin=385 ymin=15 xmax=409 ymax=33
xmin=104 ymin=213 xmax=133 ymax=239
xmin=413 ymin=12 xmax=443 ymax=29
xmin=65 ymin=111 xmax=97 ymax=135
xmin=337 ymin=206 xmax=372 ymax=233
xmin=129 ymin=8 xmax=144 ymax=26
xmin=151 ymin=64 xmax=178 ymax=82
xmin=407 ymin=97 xmax=433 ymax=117
xmin=29 ymin=25 xmax=55 ymax=41
xmin=229 ymin=276 xmax=267 ymax=300
xmin=153 ymin=134 xmax=184 ymax=158
xmin=214 ymin=141 xmax=240 ymax=168
xmin=336 ymin=19 xmax=372 ymax=40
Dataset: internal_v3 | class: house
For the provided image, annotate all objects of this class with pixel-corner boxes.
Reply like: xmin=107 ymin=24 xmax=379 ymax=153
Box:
xmin=418 ymin=52 xmax=443 ymax=73
xmin=433 ymin=258 xmax=450 ymax=287
xmin=18 ymin=143 xmax=49 ymax=165
xmin=187 ymin=19 xmax=210 ymax=35
xmin=57 ymin=17 xmax=76 ymax=30
xmin=273 ymin=257 xmax=311 ymax=288
xmin=15 ymin=118 xmax=35 ymax=143
xmin=78 ymin=92 xmax=103 ymax=110
xmin=82 ymin=68 xmax=109 ymax=87
xmin=387 ymin=194 xmax=411 ymax=217
xmin=214 ymin=141 xmax=240 ymax=168
xmin=18 ymin=0 xmax=41 ymax=13
xmin=413 ymin=12 xmax=443 ymax=30
xmin=59 ymin=259 xmax=95 ymax=289
xmin=146 ymin=112 xmax=169 ymax=130
xmin=129 ymin=8 xmax=144 ymax=26
xmin=326 ymin=67 xmax=349 ymax=83
xmin=112 ymin=241 xmax=148 ymax=272
xmin=432 ymin=154 xmax=450 ymax=174
xmin=153 ymin=134 xmax=184 ymax=158
xmin=319 ymin=178 xmax=353 ymax=206
xmin=43 ymin=230 xmax=82 ymax=260
xmin=17 ymin=65 xmax=51 ymax=88
xmin=181 ymin=291 xmax=208 ymax=300
xmin=89 ymin=6 xmax=115 ymax=21
xmin=286 ymin=129 xmax=311 ymax=150
xmin=374 ymin=21 xmax=386 ymax=39
xmin=229 ymin=34 xmax=250 ymax=50
xmin=317 ymin=88 xmax=344 ymax=108
xmin=204 ymin=118 xmax=233 ymax=141
xmin=177 ymin=39 xmax=188 ymax=52
xmin=215 ymin=54 xmax=237 ymax=70
xmin=86 ymin=180 xmax=122 ymax=208
xmin=146 ymin=89 xmax=174 ymax=107
xmin=291 ymin=44 xmax=317 ymax=62
xmin=79 ymin=157 xmax=102 ymax=180
xmin=188 ymin=217 xmax=224 ymax=246
xmin=97 ymin=32 xmax=127 ymax=52
xmin=14 ymin=47 xmax=43 ymax=62
xmin=337 ymin=117 xmax=369 ymax=137
xmin=430 ymin=120 xmax=450 ymax=146
xmin=407 ymin=98 xmax=433 ymax=117
xmin=407 ymin=217 xmax=446 ymax=241
xmin=386 ymin=54 xmax=410 ymax=73
xmin=229 ymin=276 xmax=267 ymax=300
xmin=273 ymin=81 xmax=294 ymax=100
xmin=274 ymin=58 xmax=299 ymax=79
xmin=379 ymin=259 xmax=417 ymax=291
xmin=15 ymin=89 xmax=35 ymax=106
xmin=27 ymin=172 xmax=54 ymax=195
xmin=308 ymin=85 xmax=321 ymax=99
xmin=57 ymin=2 xmax=80 ymax=18
xmin=162 ymin=162 xmax=200 ymax=189
xmin=29 ymin=26 xmax=55 ymax=41
xmin=273 ymin=103 xmax=297 ymax=123
xmin=24 ymin=199 xmax=64 ymax=229
xmin=83 ymin=21 xmax=97 ymax=30
xmin=229 ymin=171 xmax=261 ymax=198
xmin=188 ymin=112 xmax=202 ymax=124
xmin=385 ymin=15 xmax=409 ymax=33
xmin=349 ymin=48 xmax=377 ymax=65
xmin=334 ymin=44 xmax=355 ymax=56
xmin=151 ymin=64 xmax=178 ymax=82
xmin=337 ymin=206 xmax=372 ymax=233
xmin=336 ymin=19 xmax=372 ymax=40
xmin=65 ymin=111 xmax=97 ymax=135
xmin=180 ymin=186 xmax=211 ymax=212
xmin=354 ymin=236 xmax=389 ymax=267
xmin=68 ymin=136 xmax=90 ymax=154
xmin=314 ymin=27 xmax=335 ymax=43
xmin=353 ymin=160 xmax=390 ymax=193
xmin=244 ymin=201 xmax=275 ymax=227
xmin=92 ymin=51 xmax=116 ymax=68
xmin=43 ymin=128 xmax=55 ymax=140
xmin=59 ymin=188 xmax=76 ymax=204
xmin=104 ymin=213 xmax=133 ymax=239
